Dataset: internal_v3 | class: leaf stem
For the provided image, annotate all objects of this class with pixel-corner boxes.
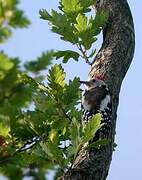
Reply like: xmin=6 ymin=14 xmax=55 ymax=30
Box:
xmin=76 ymin=44 xmax=92 ymax=65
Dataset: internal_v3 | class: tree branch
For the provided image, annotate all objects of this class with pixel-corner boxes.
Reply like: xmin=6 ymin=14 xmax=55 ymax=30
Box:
xmin=76 ymin=44 xmax=92 ymax=65
xmin=59 ymin=0 xmax=135 ymax=179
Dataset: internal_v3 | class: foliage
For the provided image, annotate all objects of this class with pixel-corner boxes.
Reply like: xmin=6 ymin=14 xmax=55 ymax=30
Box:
xmin=0 ymin=0 xmax=30 ymax=43
xmin=0 ymin=0 xmax=109 ymax=179
xmin=39 ymin=0 xmax=108 ymax=64
xmin=24 ymin=51 xmax=54 ymax=73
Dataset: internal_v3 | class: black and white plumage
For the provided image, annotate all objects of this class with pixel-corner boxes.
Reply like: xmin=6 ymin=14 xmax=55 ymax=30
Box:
xmin=80 ymin=77 xmax=112 ymax=139
xmin=96 ymin=0 xmax=104 ymax=7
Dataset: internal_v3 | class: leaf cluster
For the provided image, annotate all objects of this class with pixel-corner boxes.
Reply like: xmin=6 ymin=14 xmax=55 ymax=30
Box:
xmin=24 ymin=51 xmax=54 ymax=73
xmin=0 ymin=49 xmax=56 ymax=178
xmin=0 ymin=57 xmax=109 ymax=178
xmin=0 ymin=0 xmax=110 ymax=179
xmin=0 ymin=0 xmax=30 ymax=43
xmin=39 ymin=0 xmax=108 ymax=64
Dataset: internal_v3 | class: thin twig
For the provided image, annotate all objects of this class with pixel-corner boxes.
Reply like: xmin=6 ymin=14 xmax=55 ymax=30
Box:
xmin=61 ymin=108 xmax=72 ymax=122
xmin=76 ymin=44 xmax=92 ymax=65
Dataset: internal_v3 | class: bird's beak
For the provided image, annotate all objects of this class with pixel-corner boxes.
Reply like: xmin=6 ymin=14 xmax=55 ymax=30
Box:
xmin=79 ymin=81 xmax=92 ymax=87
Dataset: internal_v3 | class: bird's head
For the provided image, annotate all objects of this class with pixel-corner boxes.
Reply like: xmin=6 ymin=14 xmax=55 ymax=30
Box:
xmin=80 ymin=76 xmax=106 ymax=90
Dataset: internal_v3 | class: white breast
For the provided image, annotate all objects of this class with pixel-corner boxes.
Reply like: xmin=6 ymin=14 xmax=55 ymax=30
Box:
xmin=82 ymin=94 xmax=91 ymax=111
xmin=99 ymin=95 xmax=110 ymax=111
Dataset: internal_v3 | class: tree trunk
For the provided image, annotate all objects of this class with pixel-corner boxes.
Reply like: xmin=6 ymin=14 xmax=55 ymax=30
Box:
xmin=59 ymin=0 xmax=135 ymax=179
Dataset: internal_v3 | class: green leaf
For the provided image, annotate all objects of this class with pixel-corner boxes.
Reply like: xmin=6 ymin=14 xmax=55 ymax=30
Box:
xmin=1 ymin=0 xmax=17 ymax=9
xmin=34 ymin=93 xmax=56 ymax=114
xmin=11 ymin=124 xmax=36 ymax=141
xmin=18 ymin=73 xmax=48 ymax=92
xmin=62 ymin=77 xmax=80 ymax=109
xmin=39 ymin=9 xmax=78 ymax=44
xmin=70 ymin=117 xmax=81 ymax=157
xmin=0 ymin=1 xmax=30 ymax=31
xmin=0 ymin=52 xmax=15 ymax=80
xmin=40 ymin=141 xmax=64 ymax=166
xmin=9 ymin=10 xmax=30 ymax=28
xmin=9 ymin=84 xmax=33 ymax=107
xmin=26 ymin=110 xmax=48 ymax=127
xmin=24 ymin=51 xmax=54 ymax=72
xmin=75 ymin=14 xmax=88 ymax=33
xmin=0 ymin=52 xmax=14 ymax=71
xmin=0 ymin=27 xmax=12 ymax=43
xmin=61 ymin=0 xmax=83 ymax=14
xmin=74 ymin=14 xmax=97 ymax=49
xmin=96 ymin=11 xmax=108 ymax=27
xmin=47 ymin=64 xmax=66 ymax=96
xmin=80 ymin=0 xmax=96 ymax=8
xmin=49 ymin=129 xmax=58 ymax=143
xmin=92 ymin=11 xmax=108 ymax=36
xmin=88 ymin=49 xmax=96 ymax=58
xmin=0 ymin=1 xmax=110 ymax=177
xmin=60 ymin=0 xmax=96 ymax=15
xmin=88 ymin=139 xmax=111 ymax=149
xmin=54 ymin=50 xmax=80 ymax=63
xmin=39 ymin=9 xmax=52 ymax=21
xmin=82 ymin=113 xmax=102 ymax=144
xmin=23 ymin=110 xmax=49 ymax=136
xmin=0 ymin=123 xmax=10 ymax=137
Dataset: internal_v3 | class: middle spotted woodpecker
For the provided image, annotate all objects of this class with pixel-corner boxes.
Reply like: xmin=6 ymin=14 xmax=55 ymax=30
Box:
xmin=80 ymin=76 xmax=112 ymax=139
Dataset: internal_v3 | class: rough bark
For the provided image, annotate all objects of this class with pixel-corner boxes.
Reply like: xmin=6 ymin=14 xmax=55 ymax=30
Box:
xmin=59 ymin=0 xmax=135 ymax=179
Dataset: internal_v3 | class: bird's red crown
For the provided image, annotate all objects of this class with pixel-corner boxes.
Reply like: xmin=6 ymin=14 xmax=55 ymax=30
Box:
xmin=95 ymin=75 xmax=105 ymax=81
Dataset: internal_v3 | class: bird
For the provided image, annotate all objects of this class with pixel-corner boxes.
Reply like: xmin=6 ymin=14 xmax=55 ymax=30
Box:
xmin=80 ymin=76 xmax=112 ymax=140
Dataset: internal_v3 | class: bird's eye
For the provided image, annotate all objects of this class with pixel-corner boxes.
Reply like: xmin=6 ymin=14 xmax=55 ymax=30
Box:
xmin=92 ymin=79 xmax=96 ymax=83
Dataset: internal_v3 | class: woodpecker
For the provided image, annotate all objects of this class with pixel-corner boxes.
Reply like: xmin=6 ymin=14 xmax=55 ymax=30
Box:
xmin=96 ymin=0 xmax=104 ymax=7
xmin=80 ymin=76 xmax=112 ymax=139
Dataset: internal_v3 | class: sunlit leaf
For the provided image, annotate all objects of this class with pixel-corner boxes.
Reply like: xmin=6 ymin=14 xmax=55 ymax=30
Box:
xmin=0 ymin=27 xmax=12 ymax=43
xmin=61 ymin=0 xmax=83 ymax=14
xmin=0 ymin=52 xmax=14 ymax=71
xmin=75 ymin=14 xmax=88 ymax=33
xmin=0 ymin=123 xmax=10 ymax=137
xmin=47 ymin=64 xmax=66 ymax=97
xmin=82 ymin=113 xmax=102 ymax=143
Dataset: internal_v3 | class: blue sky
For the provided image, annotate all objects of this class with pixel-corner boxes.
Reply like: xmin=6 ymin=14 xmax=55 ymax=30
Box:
xmin=1 ymin=1 xmax=142 ymax=180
